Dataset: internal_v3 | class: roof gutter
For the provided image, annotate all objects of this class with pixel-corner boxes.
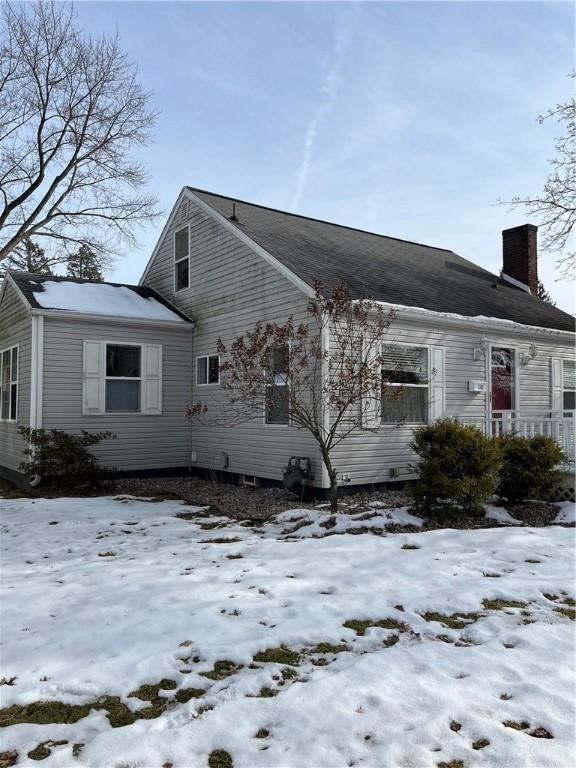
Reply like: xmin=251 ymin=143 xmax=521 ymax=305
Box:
xmin=29 ymin=307 xmax=195 ymax=330
xmin=355 ymin=300 xmax=574 ymax=340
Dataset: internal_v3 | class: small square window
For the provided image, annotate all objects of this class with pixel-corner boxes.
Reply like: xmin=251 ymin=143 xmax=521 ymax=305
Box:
xmin=196 ymin=355 xmax=219 ymax=385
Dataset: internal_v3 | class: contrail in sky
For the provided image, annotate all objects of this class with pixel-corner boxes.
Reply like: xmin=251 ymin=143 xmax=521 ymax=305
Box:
xmin=291 ymin=13 xmax=354 ymax=211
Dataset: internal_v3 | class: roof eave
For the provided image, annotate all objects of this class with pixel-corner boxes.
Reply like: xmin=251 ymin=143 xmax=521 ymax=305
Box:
xmin=358 ymin=299 xmax=574 ymax=339
xmin=29 ymin=307 xmax=195 ymax=329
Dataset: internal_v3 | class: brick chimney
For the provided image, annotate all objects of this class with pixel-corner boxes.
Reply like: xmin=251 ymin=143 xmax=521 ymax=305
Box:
xmin=502 ymin=224 xmax=538 ymax=294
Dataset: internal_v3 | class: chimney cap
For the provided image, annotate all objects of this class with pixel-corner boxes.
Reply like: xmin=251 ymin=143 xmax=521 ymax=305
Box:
xmin=502 ymin=223 xmax=538 ymax=234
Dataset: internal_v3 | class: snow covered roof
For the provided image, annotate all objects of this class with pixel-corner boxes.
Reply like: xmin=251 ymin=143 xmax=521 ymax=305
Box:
xmin=8 ymin=272 xmax=190 ymax=323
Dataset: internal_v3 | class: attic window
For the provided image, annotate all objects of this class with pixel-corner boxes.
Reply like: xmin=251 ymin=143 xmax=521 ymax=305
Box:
xmin=174 ymin=225 xmax=189 ymax=291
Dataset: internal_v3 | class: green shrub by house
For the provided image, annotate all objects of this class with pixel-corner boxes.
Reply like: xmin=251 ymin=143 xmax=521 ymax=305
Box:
xmin=410 ymin=419 xmax=501 ymax=517
xmin=496 ymin=433 xmax=565 ymax=502
xmin=19 ymin=428 xmax=116 ymax=489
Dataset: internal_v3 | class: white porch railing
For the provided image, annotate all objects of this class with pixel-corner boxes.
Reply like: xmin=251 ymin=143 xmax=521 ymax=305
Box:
xmin=459 ymin=410 xmax=575 ymax=461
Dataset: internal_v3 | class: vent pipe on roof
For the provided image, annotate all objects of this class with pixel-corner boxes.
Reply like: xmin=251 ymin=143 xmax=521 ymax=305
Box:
xmin=229 ymin=202 xmax=238 ymax=221
xmin=502 ymin=224 xmax=538 ymax=294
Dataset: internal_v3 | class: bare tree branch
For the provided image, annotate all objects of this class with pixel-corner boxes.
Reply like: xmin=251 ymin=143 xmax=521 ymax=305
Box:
xmin=499 ymin=72 xmax=575 ymax=278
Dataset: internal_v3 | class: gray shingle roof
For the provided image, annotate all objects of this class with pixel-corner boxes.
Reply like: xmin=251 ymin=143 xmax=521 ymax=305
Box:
xmin=190 ymin=187 xmax=574 ymax=333
xmin=8 ymin=272 xmax=191 ymax=322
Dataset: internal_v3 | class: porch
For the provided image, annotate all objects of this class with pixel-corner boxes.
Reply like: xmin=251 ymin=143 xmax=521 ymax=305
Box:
xmin=459 ymin=410 xmax=575 ymax=462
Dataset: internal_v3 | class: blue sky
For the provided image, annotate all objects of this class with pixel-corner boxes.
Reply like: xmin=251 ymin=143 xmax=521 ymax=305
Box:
xmin=76 ymin=1 xmax=574 ymax=311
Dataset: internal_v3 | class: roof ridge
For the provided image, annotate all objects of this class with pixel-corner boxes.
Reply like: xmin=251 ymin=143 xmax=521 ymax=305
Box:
xmin=187 ymin=186 xmax=455 ymax=254
xmin=9 ymin=270 xmax=144 ymax=291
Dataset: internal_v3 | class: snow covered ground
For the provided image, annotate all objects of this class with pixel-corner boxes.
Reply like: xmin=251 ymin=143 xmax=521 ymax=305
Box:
xmin=1 ymin=495 xmax=574 ymax=768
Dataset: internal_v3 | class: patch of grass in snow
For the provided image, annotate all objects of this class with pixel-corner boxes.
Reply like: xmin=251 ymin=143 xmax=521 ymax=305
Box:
xmin=199 ymin=537 xmax=242 ymax=544
xmin=255 ymin=728 xmax=270 ymax=739
xmin=174 ymin=688 xmax=206 ymax=703
xmin=200 ymin=660 xmax=244 ymax=680
xmin=437 ymin=761 xmax=464 ymax=768
xmin=128 ymin=680 xmax=177 ymax=701
xmin=254 ymin=687 xmax=278 ymax=698
xmin=72 ymin=743 xmax=84 ymax=759
xmin=199 ymin=522 xmax=226 ymax=530
xmin=281 ymin=667 xmax=298 ymax=680
xmin=254 ymin=647 xmax=301 ymax=666
xmin=553 ymin=606 xmax=575 ymax=620
xmin=420 ymin=612 xmax=482 ymax=630
xmin=482 ymin=599 xmax=527 ymax=611
xmin=401 ymin=543 xmax=420 ymax=550
xmin=343 ymin=618 xmax=410 ymax=636
xmin=0 ymin=691 xmax=189 ymax=730
xmin=226 ymin=553 xmax=243 ymax=559
xmin=382 ymin=635 xmax=400 ymax=647
xmin=0 ymin=752 xmax=18 ymax=768
xmin=472 ymin=739 xmax=490 ymax=750
xmin=208 ymin=750 xmax=233 ymax=768
xmin=27 ymin=740 xmax=68 ymax=761
xmin=503 ymin=720 xmax=530 ymax=730
xmin=0 ymin=701 xmax=92 ymax=727
xmin=307 ymin=642 xmax=348 ymax=655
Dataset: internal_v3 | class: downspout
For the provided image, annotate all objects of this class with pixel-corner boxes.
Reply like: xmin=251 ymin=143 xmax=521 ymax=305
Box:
xmin=29 ymin=315 xmax=44 ymax=486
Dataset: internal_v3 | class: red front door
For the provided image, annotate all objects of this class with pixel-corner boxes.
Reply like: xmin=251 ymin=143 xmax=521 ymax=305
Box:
xmin=491 ymin=347 xmax=514 ymax=411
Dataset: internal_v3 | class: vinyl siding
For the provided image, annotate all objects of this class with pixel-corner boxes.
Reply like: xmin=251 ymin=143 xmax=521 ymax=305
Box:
xmin=145 ymin=195 xmax=323 ymax=484
xmin=41 ymin=317 xmax=193 ymax=471
xmin=329 ymin=316 xmax=575 ymax=486
xmin=0 ymin=281 xmax=31 ymax=473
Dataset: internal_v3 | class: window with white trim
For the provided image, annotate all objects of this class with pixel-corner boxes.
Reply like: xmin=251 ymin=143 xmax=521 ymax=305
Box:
xmin=105 ymin=344 xmax=141 ymax=412
xmin=174 ymin=225 xmax=190 ymax=291
xmin=196 ymin=355 xmax=219 ymax=385
xmin=562 ymin=359 xmax=575 ymax=410
xmin=266 ymin=345 xmax=289 ymax=425
xmin=381 ymin=344 xmax=429 ymax=424
xmin=0 ymin=345 xmax=18 ymax=421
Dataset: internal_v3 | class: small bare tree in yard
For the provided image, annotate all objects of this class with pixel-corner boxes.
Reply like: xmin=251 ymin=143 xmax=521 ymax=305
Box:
xmin=0 ymin=2 xmax=159 ymax=273
xmin=187 ymin=283 xmax=397 ymax=512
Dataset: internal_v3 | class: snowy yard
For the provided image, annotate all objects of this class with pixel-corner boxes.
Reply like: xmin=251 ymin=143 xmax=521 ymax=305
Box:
xmin=0 ymin=496 xmax=574 ymax=768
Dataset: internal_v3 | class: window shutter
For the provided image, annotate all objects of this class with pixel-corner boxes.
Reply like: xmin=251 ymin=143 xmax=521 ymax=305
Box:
xmin=83 ymin=341 xmax=105 ymax=415
xmin=142 ymin=344 xmax=162 ymax=415
xmin=551 ymin=358 xmax=563 ymax=412
xmin=361 ymin=339 xmax=381 ymax=429
xmin=430 ymin=346 xmax=445 ymax=421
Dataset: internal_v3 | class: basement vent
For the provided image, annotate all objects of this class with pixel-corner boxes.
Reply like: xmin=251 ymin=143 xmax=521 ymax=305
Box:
xmin=241 ymin=474 xmax=257 ymax=487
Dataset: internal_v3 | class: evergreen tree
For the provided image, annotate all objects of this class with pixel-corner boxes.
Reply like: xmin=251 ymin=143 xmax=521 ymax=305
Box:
xmin=536 ymin=280 xmax=556 ymax=306
xmin=3 ymin=238 xmax=54 ymax=274
xmin=66 ymin=246 xmax=105 ymax=281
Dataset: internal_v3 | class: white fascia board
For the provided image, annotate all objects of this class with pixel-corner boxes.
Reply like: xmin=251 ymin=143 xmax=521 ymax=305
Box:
xmin=356 ymin=299 xmax=575 ymax=340
xmin=139 ymin=187 xmax=190 ymax=286
xmin=29 ymin=307 xmax=195 ymax=330
xmin=184 ymin=189 xmax=315 ymax=299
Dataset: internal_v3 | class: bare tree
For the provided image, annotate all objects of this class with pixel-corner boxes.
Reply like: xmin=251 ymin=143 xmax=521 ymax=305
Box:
xmin=187 ymin=283 xmax=398 ymax=512
xmin=0 ymin=2 xmax=160 ymax=271
xmin=501 ymin=73 xmax=575 ymax=277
